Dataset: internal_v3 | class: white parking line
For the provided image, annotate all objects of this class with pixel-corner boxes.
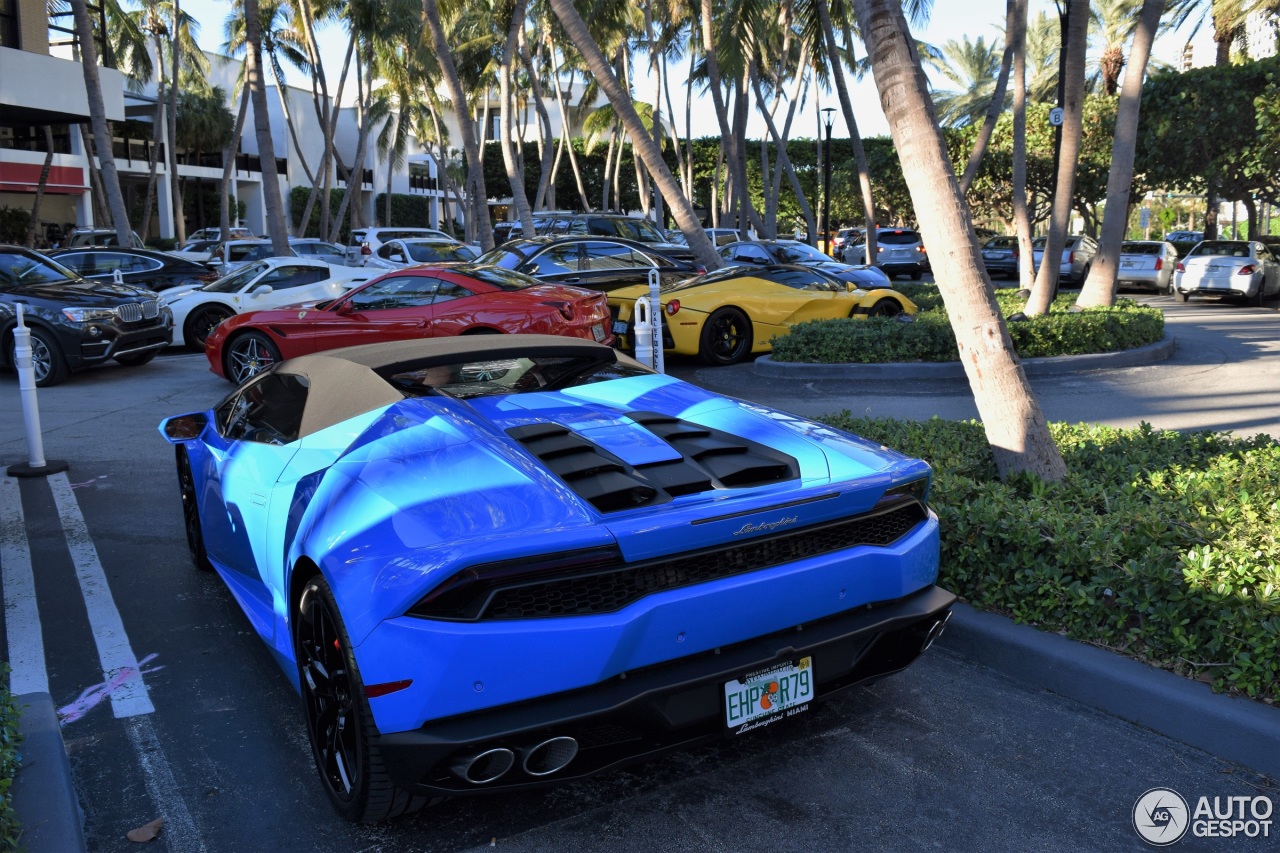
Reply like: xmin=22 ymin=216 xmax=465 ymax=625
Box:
xmin=0 ymin=476 xmax=49 ymax=695
xmin=48 ymin=472 xmax=154 ymax=718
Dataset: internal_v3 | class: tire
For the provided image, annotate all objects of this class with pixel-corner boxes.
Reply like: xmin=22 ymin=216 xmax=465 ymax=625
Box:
xmin=295 ymin=575 xmax=429 ymax=822
xmin=175 ymin=447 xmax=212 ymax=572
xmin=698 ymin=307 xmax=753 ymax=365
xmin=10 ymin=326 xmax=68 ymax=388
xmin=1173 ymin=290 xmax=1189 ymax=303
xmin=223 ymin=331 xmax=281 ymax=385
xmin=864 ymin=298 xmax=903 ymax=318
xmin=909 ymin=269 xmax=923 ymax=281
xmin=114 ymin=350 xmax=157 ymax=367
xmin=1246 ymin=281 xmax=1263 ymax=308
xmin=184 ymin=305 xmax=235 ymax=348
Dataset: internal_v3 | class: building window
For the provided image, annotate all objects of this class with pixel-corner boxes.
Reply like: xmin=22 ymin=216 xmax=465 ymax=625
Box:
xmin=0 ymin=0 xmax=19 ymax=48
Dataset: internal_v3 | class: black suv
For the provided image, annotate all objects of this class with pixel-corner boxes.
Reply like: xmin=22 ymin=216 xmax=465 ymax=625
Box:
xmin=536 ymin=213 xmax=696 ymax=262
xmin=0 ymin=245 xmax=173 ymax=386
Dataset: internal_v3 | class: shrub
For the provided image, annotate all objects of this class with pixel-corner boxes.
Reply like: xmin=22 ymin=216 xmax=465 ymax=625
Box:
xmin=0 ymin=668 xmax=21 ymax=849
xmin=771 ymin=291 xmax=1164 ymax=364
xmin=817 ymin=416 xmax=1280 ymax=701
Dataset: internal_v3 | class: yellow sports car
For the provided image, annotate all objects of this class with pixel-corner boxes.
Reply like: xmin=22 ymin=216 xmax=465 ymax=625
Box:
xmin=607 ymin=264 xmax=918 ymax=364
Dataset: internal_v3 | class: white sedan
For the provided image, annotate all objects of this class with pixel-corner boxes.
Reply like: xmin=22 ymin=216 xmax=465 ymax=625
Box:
xmin=159 ymin=258 xmax=374 ymax=347
xmin=1174 ymin=240 xmax=1280 ymax=306
xmin=366 ymin=237 xmax=479 ymax=270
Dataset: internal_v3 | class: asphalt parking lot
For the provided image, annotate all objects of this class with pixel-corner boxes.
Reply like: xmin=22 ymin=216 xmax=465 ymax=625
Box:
xmin=2 ymin=292 xmax=1277 ymax=852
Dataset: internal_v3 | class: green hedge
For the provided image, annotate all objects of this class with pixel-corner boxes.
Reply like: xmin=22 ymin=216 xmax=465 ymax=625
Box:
xmin=770 ymin=288 xmax=1165 ymax=364
xmin=817 ymin=416 xmax=1280 ymax=701
xmin=0 ymin=669 xmax=21 ymax=849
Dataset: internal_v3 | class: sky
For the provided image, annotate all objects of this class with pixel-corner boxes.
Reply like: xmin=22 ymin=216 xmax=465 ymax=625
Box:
xmin=174 ymin=0 xmax=1216 ymax=141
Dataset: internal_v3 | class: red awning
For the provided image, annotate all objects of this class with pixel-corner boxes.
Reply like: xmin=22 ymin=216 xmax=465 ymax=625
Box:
xmin=0 ymin=163 xmax=87 ymax=195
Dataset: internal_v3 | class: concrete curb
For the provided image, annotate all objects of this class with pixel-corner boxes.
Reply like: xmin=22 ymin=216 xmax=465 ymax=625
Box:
xmin=938 ymin=603 xmax=1280 ymax=780
xmin=755 ymin=335 xmax=1177 ymax=379
xmin=12 ymin=692 xmax=86 ymax=853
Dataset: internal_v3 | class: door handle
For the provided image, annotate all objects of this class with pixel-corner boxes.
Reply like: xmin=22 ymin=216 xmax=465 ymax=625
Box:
xmin=562 ymin=276 xmax=582 ymax=283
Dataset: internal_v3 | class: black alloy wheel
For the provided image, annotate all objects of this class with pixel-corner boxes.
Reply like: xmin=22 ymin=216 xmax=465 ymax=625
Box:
xmin=865 ymin=298 xmax=903 ymax=318
xmin=295 ymin=576 xmax=427 ymax=822
xmin=699 ymin=307 xmax=753 ymax=365
xmin=175 ymin=447 xmax=212 ymax=571
xmin=224 ymin=331 xmax=281 ymax=384
xmin=185 ymin=305 xmax=235 ymax=348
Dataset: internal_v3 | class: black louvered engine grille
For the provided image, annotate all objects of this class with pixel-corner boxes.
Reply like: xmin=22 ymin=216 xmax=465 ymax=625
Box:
xmin=505 ymin=412 xmax=799 ymax=513
xmin=478 ymin=500 xmax=926 ymax=620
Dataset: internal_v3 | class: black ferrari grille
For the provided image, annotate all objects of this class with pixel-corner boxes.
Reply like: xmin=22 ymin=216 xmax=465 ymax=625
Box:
xmin=409 ymin=499 xmax=927 ymax=621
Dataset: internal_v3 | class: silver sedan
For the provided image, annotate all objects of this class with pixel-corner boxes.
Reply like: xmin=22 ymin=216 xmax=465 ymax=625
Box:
xmin=1174 ymin=240 xmax=1280 ymax=306
xmin=1116 ymin=240 xmax=1178 ymax=293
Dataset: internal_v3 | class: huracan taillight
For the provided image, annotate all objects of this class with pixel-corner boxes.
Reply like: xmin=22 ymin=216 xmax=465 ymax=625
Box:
xmin=1238 ymin=265 xmax=1255 ymax=276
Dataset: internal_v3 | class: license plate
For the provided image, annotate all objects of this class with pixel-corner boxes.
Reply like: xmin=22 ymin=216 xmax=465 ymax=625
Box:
xmin=591 ymin=323 xmax=606 ymax=342
xmin=724 ymin=656 xmax=813 ymax=735
xmin=611 ymin=320 xmax=628 ymax=335
xmin=982 ymin=252 xmax=998 ymax=259
xmin=1120 ymin=260 xmax=1136 ymax=268
xmin=1206 ymin=265 xmax=1226 ymax=272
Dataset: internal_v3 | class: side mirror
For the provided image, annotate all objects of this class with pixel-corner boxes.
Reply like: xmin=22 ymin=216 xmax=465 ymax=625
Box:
xmin=252 ymin=284 xmax=273 ymax=296
xmin=159 ymin=412 xmax=208 ymax=443
xmin=336 ymin=300 xmax=354 ymax=315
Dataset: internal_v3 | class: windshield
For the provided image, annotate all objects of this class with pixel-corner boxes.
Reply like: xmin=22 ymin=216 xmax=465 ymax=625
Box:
xmin=774 ymin=242 xmax=830 ymax=263
xmin=585 ymin=218 xmax=667 ymax=243
xmin=453 ymin=263 xmax=537 ymax=290
xmin=203 ymin=262 xmax=267 ymax=293
xmin=1120 ymin=242 xmax=1161 ymax=255
xmin=0 ymin=250 xmax=79 ymax=286
xmin=407 ymin=243 xmax=478 ymax=263
xmin=1189 ymin=241 xmax=1249 ymax=257
xmin=389 ymin=355 xmax=651 ymax=399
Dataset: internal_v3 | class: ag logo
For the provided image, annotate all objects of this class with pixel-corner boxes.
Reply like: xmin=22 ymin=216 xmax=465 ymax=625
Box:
xmin=1134 ymin=788 xmax=1190 ymax=846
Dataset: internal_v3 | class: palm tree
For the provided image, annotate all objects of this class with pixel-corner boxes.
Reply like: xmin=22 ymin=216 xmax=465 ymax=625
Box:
xmin=850 ymin=0 xmax=1066 ymax=481
xmin=1089 ymin=0 xmax=1144 ymax=95
xmin=1010 ymin=0 xmax=1036 ymax=292
xmin=1076 ymin=0 xmax=1166 ymax=308
xmin=498 ymin=0 xmax=537 ymax=237
xmin=69 ymin=0 xmax=133 ymax=243
xmin=958 ymin=2 xmax=1016 ymax=194
xmin=548 ymin=0 xmax=722 ymax=270
xmin=242 ymin=0 xmax=290 ymax=253
xmin=927 ymin=35 xmax=1006 ymax=127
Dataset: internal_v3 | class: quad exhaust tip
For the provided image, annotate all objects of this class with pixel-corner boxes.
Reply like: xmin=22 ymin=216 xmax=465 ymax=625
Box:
xmin=521 ymin=736 xmax=579 ymax=777
xmin=921 ymin=610 xmax=953 ymax=652
xmin=451 ymin=747 xmax=516 ymax=785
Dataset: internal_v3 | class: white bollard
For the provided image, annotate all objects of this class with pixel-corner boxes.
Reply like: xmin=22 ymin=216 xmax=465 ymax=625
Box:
xmin=647 ymin=268 xmax=664 ymax=374
xmin=113 ymin=268 xmax=124 ymax=285
xmin=633 ymin=297 xmax=653 ymax=369
xmin=7 ymin=303 xmax=69 ymax=477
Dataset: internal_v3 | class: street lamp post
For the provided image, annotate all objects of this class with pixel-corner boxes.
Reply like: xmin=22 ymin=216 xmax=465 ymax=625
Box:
xmin=821 ymin=107 xmax=835 ymax=257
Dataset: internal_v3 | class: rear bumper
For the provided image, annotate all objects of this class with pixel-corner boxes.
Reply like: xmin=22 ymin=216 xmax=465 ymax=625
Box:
xmin=378 ymin=584 xmax=956 ymax=796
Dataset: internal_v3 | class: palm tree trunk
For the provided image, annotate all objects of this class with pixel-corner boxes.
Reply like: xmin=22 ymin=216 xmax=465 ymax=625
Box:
xmin=331 ymin=47 xmax=375 ymax=242
xmin=549 ymin=0 xmax=721 ymax=270
xmin=1025 ymin=0 xmax=1089 ymax=315
xmin=602 ymin=129 xmax=616 ymax=211
xmin=220 ymin=85 xmax=250 ymax=240
xmin=818 ymin=0 xmax=878 ymax=265
xmin=80 ymin=124 xmax=110 ymax=226
xmin=1010 ymin=0 xmax=1035 ymax=292
xmin=661 ymin=51 xmax=687 ymax=199
xmin=1076 ymin=0 xmax=1164 ymax=308
xmin=520 ymin=30 xmax=555 ymax=211
xmin=851 ymin=0 xmax=1066 ymax=481
xmin=25 ymin=127 xmax=55 ymax=248
xmin=550 ymin=59 xmax=591 ymax=210
xmin=424 ymin=0 xmax=494 ymax=249
xmin=243 ymin=0 xmax=290 ymax=253
xmin=958 ymin=0 xmax=1016 ymax=194
xmin=166 ymin=0 xmax=185 ymax=243
xmin=140 ymin=31 xmax=165 ymax=242
xmin=499 ymin=0 xmax=537 ymax=236
xmin=751 ymin=69 xmax=815 ymax=246
xmin=70 ymin=0 xmax=132 ymax=243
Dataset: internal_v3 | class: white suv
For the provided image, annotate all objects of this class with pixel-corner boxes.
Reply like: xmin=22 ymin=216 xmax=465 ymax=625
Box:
xmin=66 ymin=228 xmax=145 ymax=249
xmin=347 ymin=227 xmax=452 ymax=265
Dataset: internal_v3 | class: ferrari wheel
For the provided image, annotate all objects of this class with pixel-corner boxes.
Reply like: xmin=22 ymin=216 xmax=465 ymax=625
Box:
xmin=865 ymin=298 xmax=903 ymax=318
xmin=699 ymin=307 xmax=753 ymax=365
xmin=175 ymin=447 xmax=212 ymax=571
xmin=185 ymin=305 xmax=234 ymax=348
xmin=224 ymin=331 xmax=280 ymax=384
xmin=295 ymin=575 xmax=428 ymax=822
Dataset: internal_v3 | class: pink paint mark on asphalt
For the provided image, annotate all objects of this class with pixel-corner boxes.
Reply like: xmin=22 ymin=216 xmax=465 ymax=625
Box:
xmin=58 ymin=654 xmax=163 ymax=724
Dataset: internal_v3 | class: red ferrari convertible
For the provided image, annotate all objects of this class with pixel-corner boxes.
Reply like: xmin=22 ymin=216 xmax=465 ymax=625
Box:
xmin=205 ymin=264 xmax=613 ymax=383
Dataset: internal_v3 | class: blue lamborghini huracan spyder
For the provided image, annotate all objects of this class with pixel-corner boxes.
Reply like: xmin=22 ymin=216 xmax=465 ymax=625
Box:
xmin=160 ymin=335 xmax=954 ymax=822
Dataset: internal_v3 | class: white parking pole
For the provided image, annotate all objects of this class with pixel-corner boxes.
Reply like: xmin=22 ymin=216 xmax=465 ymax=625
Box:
xmin=6 ymin=303 xmax=69 ymax=478
xmin=648 ymin=268 xmax=664 ymax=374
xmin=633 ymin=298 xmax=653 ymax=369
